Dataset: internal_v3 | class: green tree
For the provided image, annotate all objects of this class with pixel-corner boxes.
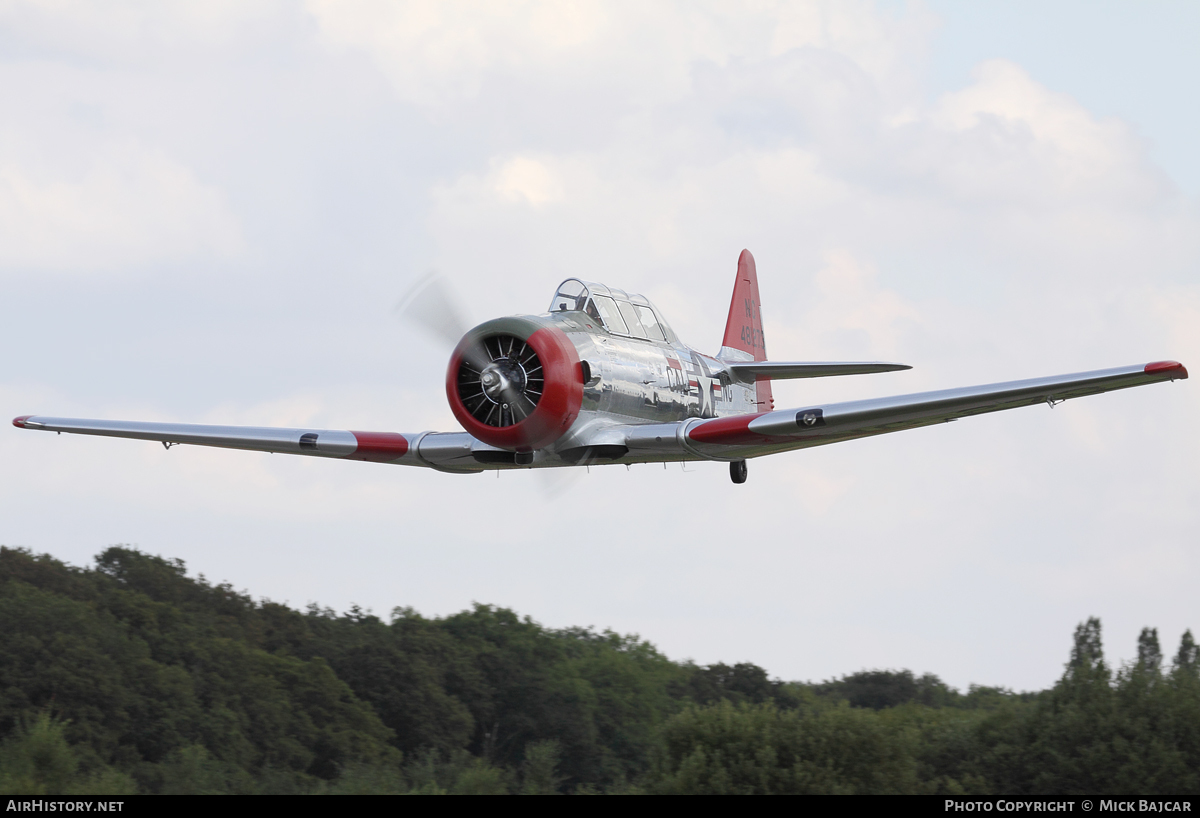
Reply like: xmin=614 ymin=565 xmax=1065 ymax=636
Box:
xmin=1137 ymin=628 xmax=1163 ymax=673
xmin=0 ymin=712 xmax=79 ymax=795
xmin=977 ymin=619 xmax=1200 ymax=795
xmin=651 ymin=700 xmax=922 ymax=794
xmin=520 ymin=740 xmax=563 ymax=794
xmin=0 ymin=711 xmax=136 ymax=795
xmin=1175 ymin=630 xmax=1198 ymax=674
xmin=0 ymin=546 xmax=398 ymax=793
xmin=6 ymin=545 xmax=1196 ymax=795
xmin=449 ymin=758 xmax=509 ymax=795
xmin=1068 ymin=617 xmax=1106 ymax=677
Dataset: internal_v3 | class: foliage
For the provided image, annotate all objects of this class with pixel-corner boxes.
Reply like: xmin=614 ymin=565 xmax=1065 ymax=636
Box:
xmin=652 ymin=699 xmax=923 ymax=794
xmin=0 ymin=712 xmax=136 ymax=795
xmin=520 ymin=740 xmax=563 ymax=795
xmin=1 ymin=545 xmax=1197 ymax=794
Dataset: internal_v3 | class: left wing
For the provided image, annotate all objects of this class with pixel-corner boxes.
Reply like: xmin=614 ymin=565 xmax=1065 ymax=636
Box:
xmin=626 ymin=360 xmax=1187 ymax=461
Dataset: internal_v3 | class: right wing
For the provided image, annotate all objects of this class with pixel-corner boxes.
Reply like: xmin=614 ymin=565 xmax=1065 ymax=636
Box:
xmin=627 ymin=360 xmax=1188 ymax=460
xmin=11 ymin=416 xmax=486 ymax=473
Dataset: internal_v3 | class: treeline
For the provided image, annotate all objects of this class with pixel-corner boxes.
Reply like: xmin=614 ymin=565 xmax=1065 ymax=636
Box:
xmin=1 ymin=546 xmax=1197 ymax=794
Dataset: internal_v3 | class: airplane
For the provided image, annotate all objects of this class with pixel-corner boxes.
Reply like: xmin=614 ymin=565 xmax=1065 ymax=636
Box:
xmin=12 ymin=250 xmax=1188 ymax=484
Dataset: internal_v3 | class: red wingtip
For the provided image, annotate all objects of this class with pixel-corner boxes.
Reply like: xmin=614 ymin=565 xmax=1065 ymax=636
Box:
xmin=12 ymin=415 xmax=32 ymax=428
xmin=1144 ymin=361 xmax=1188 ymax=379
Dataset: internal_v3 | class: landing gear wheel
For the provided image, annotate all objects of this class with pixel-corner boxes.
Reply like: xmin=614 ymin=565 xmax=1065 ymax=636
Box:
xmin=730 ymin=460 xmax=748 ymax=484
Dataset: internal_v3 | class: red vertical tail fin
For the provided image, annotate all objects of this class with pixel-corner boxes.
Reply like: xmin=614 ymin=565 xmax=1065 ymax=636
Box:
xmin=719 ymin=249 xmax=773 ymax=409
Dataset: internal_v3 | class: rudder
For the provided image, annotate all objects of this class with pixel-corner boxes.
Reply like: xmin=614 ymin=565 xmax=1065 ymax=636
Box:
xmin=719 ymin=249 xmax=773 ymax=409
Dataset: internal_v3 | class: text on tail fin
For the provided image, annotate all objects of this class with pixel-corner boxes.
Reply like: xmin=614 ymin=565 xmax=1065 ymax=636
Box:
xmin=719 ymin=249 xmax=773 ymax=408
xmin=721 ymin=249 xmax=767 ymax=362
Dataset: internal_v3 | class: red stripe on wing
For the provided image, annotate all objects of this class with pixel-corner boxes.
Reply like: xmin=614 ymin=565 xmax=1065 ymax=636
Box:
xmin=688 ymin=413 xmax=770 ymax=446
xmin=349 ymin=431 xmax=409 ymax=462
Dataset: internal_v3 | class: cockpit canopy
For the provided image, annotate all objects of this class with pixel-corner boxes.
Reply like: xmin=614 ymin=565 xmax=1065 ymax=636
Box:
xmin=549 ymin=279 xmax=677 ymax=344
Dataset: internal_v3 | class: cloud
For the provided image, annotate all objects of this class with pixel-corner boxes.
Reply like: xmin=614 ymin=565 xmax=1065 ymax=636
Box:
xmin=790 ymin=465 xmax=856 ymax=516
xmin=0 ymin=53 xmax=244 ymax=276
xmin=492 ymin=156 xmax=565 ymax=206
xmin=305 ymin=0 xmax=936 ymax=109
xmin=928 ymin=59 xmax=1172 ymax=206
xmin=0 ymin=140 xmax=242 ymax=273
xmin=780 ymin=250 xmax=923 ymax=360
xmin=306 ymin=0 xmax=616 ymax=105
xmin=0 ymin=0 xmax=284 ymax=54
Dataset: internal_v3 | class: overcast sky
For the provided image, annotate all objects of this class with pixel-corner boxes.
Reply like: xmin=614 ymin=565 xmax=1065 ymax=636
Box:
xmin=2 ymin=0 xmax=1197 ymax=692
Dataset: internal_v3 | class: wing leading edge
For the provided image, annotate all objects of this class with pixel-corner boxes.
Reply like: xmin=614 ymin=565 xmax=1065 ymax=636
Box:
xmin=681 ymin=360 xmax=1187 ymax=457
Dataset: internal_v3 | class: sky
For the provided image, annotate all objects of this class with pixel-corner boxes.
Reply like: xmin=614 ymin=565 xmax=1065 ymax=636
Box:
xmin=1 ymin=0 xmax=1197 ymax=692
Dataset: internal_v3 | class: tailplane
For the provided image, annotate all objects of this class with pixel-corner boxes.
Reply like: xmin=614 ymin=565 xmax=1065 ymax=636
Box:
xmin=719 ymin=249 xmax=773 ymax=408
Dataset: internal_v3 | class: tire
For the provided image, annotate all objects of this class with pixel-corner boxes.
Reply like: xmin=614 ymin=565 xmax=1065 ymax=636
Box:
xmin=730 ymin=459 xmax=748 ymax=484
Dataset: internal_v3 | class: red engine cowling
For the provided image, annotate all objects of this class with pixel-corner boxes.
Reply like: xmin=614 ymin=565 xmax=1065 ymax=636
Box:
xmin=445 ymin=317 xmax=584 ymax=452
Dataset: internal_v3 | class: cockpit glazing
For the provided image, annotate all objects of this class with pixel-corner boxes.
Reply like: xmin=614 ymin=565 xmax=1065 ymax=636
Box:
xmin=549 ymin=279 xmax=676 ymax=344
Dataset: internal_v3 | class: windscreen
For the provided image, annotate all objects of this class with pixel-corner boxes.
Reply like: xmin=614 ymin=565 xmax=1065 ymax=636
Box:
xmin=550 ymin=279 xmax=589 ymax=312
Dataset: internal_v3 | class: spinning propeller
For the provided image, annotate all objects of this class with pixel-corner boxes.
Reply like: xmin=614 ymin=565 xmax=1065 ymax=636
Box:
xmin=396 ymin=273 xmax=547 ymax=433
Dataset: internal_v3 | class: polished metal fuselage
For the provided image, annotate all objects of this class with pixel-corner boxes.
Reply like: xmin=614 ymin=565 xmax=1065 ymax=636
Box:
xmin=429 ymin=310 xmax=762 ymax=471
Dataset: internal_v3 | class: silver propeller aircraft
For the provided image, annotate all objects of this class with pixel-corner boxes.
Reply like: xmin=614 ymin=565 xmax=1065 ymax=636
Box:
xmin=13 ymin=250 xmax=1188 ymax=484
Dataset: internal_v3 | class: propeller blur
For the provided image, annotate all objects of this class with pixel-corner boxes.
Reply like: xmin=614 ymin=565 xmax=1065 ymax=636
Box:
xmin=13 ymin=251 xmax=1189 ymax=484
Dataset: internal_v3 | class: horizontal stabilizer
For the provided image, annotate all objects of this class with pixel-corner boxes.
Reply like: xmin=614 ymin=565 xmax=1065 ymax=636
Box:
xmin=723 ymin=361 xmax=911 ymax=382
